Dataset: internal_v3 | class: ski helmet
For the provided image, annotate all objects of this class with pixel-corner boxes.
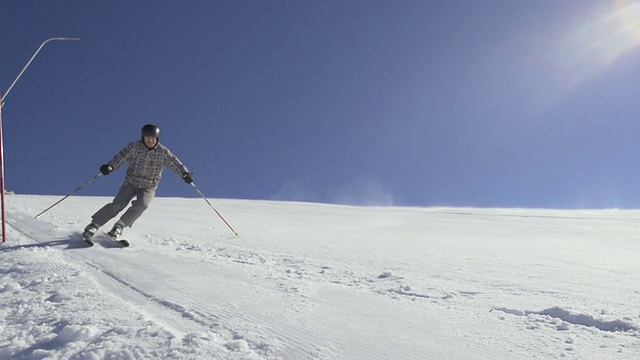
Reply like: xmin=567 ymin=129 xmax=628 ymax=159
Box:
xmin=141 ymin=124 xmax=160 ymax=139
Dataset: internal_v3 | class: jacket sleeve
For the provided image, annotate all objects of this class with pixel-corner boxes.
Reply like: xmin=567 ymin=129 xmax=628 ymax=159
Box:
xmin=108 ymin=142 xmax=137 ymax=170
xmin=163 ymin=147 xmax=189 ymax=176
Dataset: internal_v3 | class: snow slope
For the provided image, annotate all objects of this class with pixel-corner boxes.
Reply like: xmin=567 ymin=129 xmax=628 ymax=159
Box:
xmin=1 ymin=195 xmax=639 ymax=359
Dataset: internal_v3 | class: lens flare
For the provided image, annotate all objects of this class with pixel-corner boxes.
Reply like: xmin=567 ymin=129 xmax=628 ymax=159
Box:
xmin=509 ymin=0 xmax=640 ymax=110
xmin=549 ymin=1 xmax=640 ymax=84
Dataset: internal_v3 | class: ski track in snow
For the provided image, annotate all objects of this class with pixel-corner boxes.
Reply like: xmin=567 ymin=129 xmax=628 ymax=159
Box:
xmin=5 ymin=211 xmax=447 ymax=359
xmin=5 ymin=213 xmax=336 ymax=359
xmin=2 ymin=197 xmax=640 ymax=359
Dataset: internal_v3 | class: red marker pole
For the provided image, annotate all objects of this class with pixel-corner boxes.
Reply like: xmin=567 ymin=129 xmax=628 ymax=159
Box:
xmin=0 ymin=37 xmax=80 ymax=243
xmin=0 ymin=91 xmax=5 ymax=243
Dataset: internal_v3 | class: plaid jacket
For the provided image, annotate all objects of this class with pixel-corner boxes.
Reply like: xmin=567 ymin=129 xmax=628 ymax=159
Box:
xmin=108 ymin=140 xmax=189 ymax=189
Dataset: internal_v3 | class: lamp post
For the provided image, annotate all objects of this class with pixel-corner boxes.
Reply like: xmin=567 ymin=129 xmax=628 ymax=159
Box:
xmin=0 ymin=37 xmax=80 ymax=243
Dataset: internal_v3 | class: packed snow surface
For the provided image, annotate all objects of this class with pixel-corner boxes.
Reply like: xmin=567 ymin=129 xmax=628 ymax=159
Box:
xmin=1 ymin=195 xmax=639 ymax=359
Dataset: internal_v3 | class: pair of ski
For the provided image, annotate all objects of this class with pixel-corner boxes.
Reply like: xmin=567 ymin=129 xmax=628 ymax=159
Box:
xmin=83 ymin=233 xmax=130 ymax=247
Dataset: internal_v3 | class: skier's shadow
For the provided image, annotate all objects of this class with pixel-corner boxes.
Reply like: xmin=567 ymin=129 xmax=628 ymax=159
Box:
xmin=0 ymin=234 xmax=87 ymax=252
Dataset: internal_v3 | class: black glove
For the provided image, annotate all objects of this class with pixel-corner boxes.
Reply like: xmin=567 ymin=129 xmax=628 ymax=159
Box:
xmin=100 ymin=164 xmax=114 ymax=175
xmin=182 ymin=172 xmax=193 ymax=184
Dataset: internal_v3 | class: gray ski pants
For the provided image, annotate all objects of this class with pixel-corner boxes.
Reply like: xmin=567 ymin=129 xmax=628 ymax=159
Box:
xmin=92 ymin=182 xmax=156 ymax=228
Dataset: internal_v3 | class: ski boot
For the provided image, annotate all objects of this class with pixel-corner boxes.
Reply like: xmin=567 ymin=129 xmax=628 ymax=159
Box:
xmin=82 ymin=222 xmax=99 ymax=246
xmin=107 ymin=222 xmax=129 ymax=247
xmin=107 ymin=222 xmax=123 ymax=239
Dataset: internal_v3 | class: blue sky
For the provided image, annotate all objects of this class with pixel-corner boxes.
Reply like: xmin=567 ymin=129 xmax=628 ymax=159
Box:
xmin=2 ymin=1 xmax=640 ymax=208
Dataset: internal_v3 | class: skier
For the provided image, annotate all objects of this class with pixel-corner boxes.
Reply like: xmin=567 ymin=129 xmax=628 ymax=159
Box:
xmin=82 ymin=124 xmax=193 ymax=243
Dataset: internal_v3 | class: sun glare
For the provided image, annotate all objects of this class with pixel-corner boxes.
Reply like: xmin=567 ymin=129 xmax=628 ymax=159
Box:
xmin=554 ymin=1 xmax=640 ymax=72
xmin=595 ymin=0 xmax=640 ymax=65
xmin=528 ymin=0 xmax=640 ymax=104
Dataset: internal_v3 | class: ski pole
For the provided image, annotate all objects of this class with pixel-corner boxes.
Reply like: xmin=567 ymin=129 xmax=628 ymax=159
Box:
xmin=190 ymin=182 xmax=239 ymax=237
xmin=34 ymin=173 xmax=102 ymax=219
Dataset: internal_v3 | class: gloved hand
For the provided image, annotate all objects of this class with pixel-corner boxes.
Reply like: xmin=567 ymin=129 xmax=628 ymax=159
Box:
xmin=182 ymin=172 xmax=194 ymax=184
xmin=100 ymin=164 xmax=114 ymax=175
